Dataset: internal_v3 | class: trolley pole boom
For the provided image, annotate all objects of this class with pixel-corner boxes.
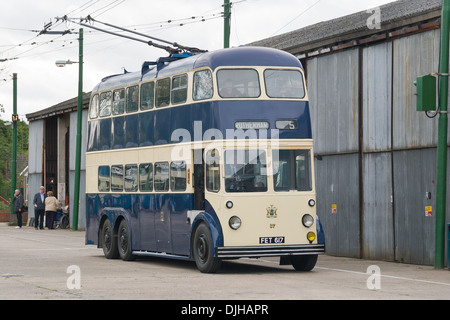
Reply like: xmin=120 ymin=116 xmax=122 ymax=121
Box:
xmin=62 ymin=16 xmax=206 ymax=55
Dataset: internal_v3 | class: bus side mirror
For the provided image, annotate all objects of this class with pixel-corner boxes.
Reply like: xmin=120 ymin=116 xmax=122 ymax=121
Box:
xmin=415 ymin=75 xmax=437 ymax=112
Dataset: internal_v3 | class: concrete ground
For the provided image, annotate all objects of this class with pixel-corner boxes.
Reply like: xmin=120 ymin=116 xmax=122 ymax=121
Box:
xmin=0 ymin=224 xmax=449 ymax=301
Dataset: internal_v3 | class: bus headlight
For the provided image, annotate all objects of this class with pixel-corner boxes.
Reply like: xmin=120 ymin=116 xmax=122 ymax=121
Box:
xmin=307 ymin=232 xmax=316 ymax=243
xmin=302 ymin=214 xmax=314 ymax=228
xmin=226 ymin=201 xmax=234 ymax=209
xmin=229 ymin=216 xmax=241 ymax=230
xmin=308 ymin=199 xmax=316 ymax=207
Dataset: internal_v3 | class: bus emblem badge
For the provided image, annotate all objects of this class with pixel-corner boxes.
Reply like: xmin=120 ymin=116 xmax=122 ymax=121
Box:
xmin=266 ymin=205 xmax=278 ymax=219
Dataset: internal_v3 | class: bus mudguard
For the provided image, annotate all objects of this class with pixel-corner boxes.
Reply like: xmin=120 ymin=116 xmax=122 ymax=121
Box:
xmin=316 ymin=215 xmax=326 ymax=252
xmin=191 ymin=207 xmax=224 ymax=257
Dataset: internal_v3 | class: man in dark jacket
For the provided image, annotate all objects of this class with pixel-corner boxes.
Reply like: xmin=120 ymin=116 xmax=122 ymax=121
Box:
xmin=33 ymin=186 xmax=46 ymax=230
xmin=13 ymin=189 xmax=24 ymax=228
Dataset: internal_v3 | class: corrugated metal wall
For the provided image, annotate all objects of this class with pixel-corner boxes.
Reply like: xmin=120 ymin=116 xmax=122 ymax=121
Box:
xmin=308 ymin=28 xmax=449 ymax=265
xmin=27 ymin=111 xmax=89 ymax=230
xmin=28 ymin=120 xmax=44 ymax=219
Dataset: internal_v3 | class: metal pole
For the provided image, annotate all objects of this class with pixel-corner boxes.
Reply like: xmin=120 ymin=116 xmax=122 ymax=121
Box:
xmin=72 ymin=28 xmax=83 ymax=231
xmin=224 ymin=0 xmax=231 ymax=48
xmin=435 ymin=0 xmax=449 ymax=269
xmin=10 ymin=73 xmax=17 ymax=218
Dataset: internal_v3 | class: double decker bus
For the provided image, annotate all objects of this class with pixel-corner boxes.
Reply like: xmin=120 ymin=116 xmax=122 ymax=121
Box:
xmin=85 ymin=46 xmax=325 ymax=273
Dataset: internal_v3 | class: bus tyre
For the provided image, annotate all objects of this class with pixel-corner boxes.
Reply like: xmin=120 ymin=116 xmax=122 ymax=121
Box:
xmin=193 ymin=224 xmax=222 ymax=273
xmin=290 ymin=255 xmax=318 ymax=271
xmin=118 ymin=219 xmax=135 ymax=261
xmin=102 ymin=219 xmax=119 ymax=259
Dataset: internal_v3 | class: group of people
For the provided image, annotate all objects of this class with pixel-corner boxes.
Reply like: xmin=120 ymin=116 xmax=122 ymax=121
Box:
xmin=12 ymin=186 xmax=61 ymax=229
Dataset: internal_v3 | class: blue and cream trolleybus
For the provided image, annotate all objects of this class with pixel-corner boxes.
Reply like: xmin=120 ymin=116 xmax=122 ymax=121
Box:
xmin=85 ymin=46 xmax=325 ymax=273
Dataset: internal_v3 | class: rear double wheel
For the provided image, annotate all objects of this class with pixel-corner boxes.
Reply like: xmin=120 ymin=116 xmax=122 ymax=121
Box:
xmin=193 ymin=223 xmax=222 ymax=273
xmin=101 ymin=219 xmax=119 ymax=259
xmin=101 ymin=219 xmax=135 ymax=261
xmin=118 ymin=219 xmax=135 ymax=261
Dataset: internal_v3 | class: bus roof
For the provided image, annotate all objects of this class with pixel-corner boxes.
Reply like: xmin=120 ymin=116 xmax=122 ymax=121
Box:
xmin=92 ymin=46 xmax=303 ymax=93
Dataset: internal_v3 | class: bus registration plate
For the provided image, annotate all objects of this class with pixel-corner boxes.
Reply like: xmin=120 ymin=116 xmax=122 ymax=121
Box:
xmin=259 ymin=236 xmax=285 ymax=244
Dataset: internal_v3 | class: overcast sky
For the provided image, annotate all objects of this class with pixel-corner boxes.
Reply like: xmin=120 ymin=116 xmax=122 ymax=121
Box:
xmin=0 ymin=0 xmax=396 ymax=121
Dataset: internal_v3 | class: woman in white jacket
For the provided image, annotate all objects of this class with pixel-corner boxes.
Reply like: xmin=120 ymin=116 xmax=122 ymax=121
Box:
xmin=45 ymin=191 xmax=61 ymax=229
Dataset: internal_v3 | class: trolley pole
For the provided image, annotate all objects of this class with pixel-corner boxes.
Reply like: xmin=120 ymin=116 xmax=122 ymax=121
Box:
xmin=72 ymin=28 xmax=83 ymax=231
xmin=224 ymin=0 xmax=231 ymax=48
xmin=435 ymin=0 xmax=449 ymax=269
xmin=10 ymin=73 xmax=18 ymax=217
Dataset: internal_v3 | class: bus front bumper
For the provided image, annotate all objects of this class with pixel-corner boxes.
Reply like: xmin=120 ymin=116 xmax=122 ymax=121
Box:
xmin=216 ymin=244 xmax=325 ymax=259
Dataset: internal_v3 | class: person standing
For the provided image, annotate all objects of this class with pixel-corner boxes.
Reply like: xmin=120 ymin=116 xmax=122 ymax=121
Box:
xmin=44 ymin=191 xmax=60 ymax=229
xmin=13 ymin=189 xmax=24 ymax=229
xmin=33 ymin=186 xmax=46 ymax=230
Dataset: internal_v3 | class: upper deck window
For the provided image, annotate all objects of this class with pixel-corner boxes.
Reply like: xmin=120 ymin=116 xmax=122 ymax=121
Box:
xmin=112 ymin=88 xmax=125 ymax=115
xmin=217 ymin=69 xmax=260 ymax=98
xmin=193 ymin=70 xmax=213 ymax=101
xmin=171 ymin=74 xmax=188 ymax=105
xmin=140 ymin=82 xmax=155 ymax=110
xmin=100 ymin=91 xmax=112 ymax=117
xmin=89 ymin=94 xmax=99 ymax=119
xmin=264 ymin=69 xmax=305 ymax=99
xmin=126 ymin=86 xmax=139 ymax=113
xmin=156 ymin=78 xmax=170 ymax=108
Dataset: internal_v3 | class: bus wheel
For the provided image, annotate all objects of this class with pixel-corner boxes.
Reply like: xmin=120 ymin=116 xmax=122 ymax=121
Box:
xmin=193 ymin=224 xmax=222 ymax=273
xmin=290 ymin=255 xmax=318 ymax=271
xmin=118 ymin=220 xmax=135 ymax=261
xmin=101 ymin=219 xmax=119 ymax=259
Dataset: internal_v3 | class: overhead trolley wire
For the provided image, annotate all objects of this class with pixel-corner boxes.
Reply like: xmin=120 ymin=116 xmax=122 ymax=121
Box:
xmin=1 ymin=0 xmax=219 ymax=65
xmin=271 ymin=0 xmax=323 ymax=36
xmin=65 ymin=0 xmax=101 ymax=17
xmin=88 ymin=0 xmax=126 ymax=18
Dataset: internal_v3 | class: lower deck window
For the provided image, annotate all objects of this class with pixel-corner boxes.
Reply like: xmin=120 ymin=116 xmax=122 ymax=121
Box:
xmin=139 ymin=163 xmax=153 ymax=192
xmin=111 ymin=165 xmax=124 ymax=192
xmin=206 ymin=149 xmax=220 ymax=192
xmin=98 ymin=166 xmax=111 ymax=192
xmin=224 ymin=150 xmax=267 ymax=193
xmin=170 ymin=161 xmax=187 ymax=191
xmin=154 ymin=162 xmax=169 ymax=191
xmin=273 ymin=150 xmax=312 ymax=192
xmin=124 ymin=164 xmax=138 ymax=192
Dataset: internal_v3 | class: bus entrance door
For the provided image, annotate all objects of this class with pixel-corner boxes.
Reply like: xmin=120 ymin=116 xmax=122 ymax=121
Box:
xmin=193 ymin=149 xmax=205 ymax=210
